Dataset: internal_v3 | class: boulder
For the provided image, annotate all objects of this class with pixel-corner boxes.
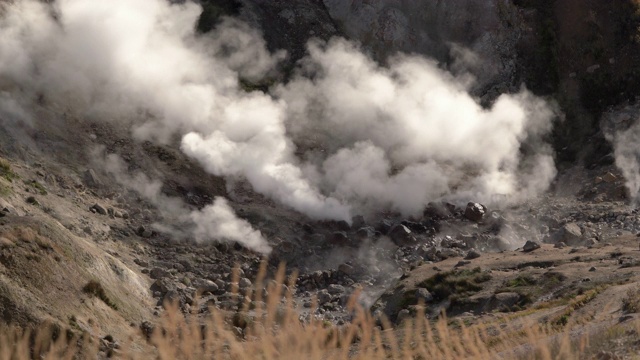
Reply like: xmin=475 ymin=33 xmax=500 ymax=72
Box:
xmin=387 ymin=224 xmax=416 ymax=246
xmin=465 ymin=250 xmax=482 ymax=260
xmin=554 ymin=223 xmax=583 ymax=245
xmin=490 ymin=292 xmax=521 ymax=310
xmin=338 ymin=263 xmax=355 ymax=276
xmin=415 ymin=288 xmax=433 ymax=303
xmin=91 ymin=203 xmax=107 ymax=215
xmin=149 ymin=267 xmax=170 ymax=280
xmin=193 ymin=279 xmax=219 ymax=294
xmin=523 ymin=240 xmax=541 ymax=252
xmin=603 ymin=172 xmax=617 ymax=183
xmin=83 ymin=169 xmax=101 ymax=187
xmin=464 ymin=202 xmax=487 ymax=222
xmin=327 ymin=284 xmax=345 ymax=295
xmin=355 ymin=226 xmax=376 ymax=240
xmin=351 ymin=215 xmax=366 ymax=229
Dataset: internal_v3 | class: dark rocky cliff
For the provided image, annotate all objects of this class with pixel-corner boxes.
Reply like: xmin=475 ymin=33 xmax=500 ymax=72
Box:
xmin=199 ymin=0 xmax=640 ymax=166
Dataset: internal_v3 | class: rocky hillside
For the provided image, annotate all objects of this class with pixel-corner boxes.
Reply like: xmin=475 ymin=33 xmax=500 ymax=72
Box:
xmin=1 ymin=0 xmax=640 ymax=358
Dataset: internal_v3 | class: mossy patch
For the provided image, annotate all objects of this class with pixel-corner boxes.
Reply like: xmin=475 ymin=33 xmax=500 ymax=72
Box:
xmin=0 ymin=158 xmax=17 ymax=183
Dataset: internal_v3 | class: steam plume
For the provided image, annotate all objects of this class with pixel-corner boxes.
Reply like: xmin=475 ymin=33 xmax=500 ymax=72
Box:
xmin=100 ymin=151 xmax=271 ymax=254
xmin=0 ymin=0 xmax=557 ymax=250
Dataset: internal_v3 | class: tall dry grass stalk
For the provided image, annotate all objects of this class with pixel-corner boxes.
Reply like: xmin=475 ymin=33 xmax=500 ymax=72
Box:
xmin=0 ymin=263 xmax=608 ymax=359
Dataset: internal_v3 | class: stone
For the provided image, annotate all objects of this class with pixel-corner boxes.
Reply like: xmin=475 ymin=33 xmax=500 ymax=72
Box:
xmin=163 ymin=290 xmax=181 ymax=306
xmin=92 ymin=203 xmax=107 ymax=215
xmin=465 ymin=249 xmax=481 ymax=260
xmin=554 ymin=242 xmax=567 ymax=249
xmin=355 ymin=226 xmax=376 ymax=240
xmin=239 ymin=278 xmax=252 ymax=289
xmin=338 ymin=263 xmax=355 ymax=275
xmin=554 ymin=223 xmax=583 ymax=245
xmin=586 ymin=64 xmax=600 ymax=73
xmin=83 ymin=169 xmax=101 ymax=187
xmin=194 ymin=279 xmax=219 ymax=294
xmin=137 ymin=226 xmax=153 ymax=238
xmin=149 ymin=268 xmax=170 ymax=280
xmin=387 ymin=224 xmax=416 ymax=246
xmin=424 ymin=202 xmax=453 ymax=218
xmin=317 ymin=290 xmax=332 ymax=305
xmin=134 ymin=258 xmax=149 ymax=267
xmin=523 ymin=240 xmax=541 ymax=252
xmin=603 ymin=172 xmax=617 ymax=183
xmin=327 ymin=284 xmax=345 ymax=295
xmin=439 ymin=248 xmax=461 ymax=259
xmin=464 ymin=202 xmax=486 ymax=222
xmin=140 ymin=321 xmax=154 ymax=339
xmin=397 ymin=309 xmax=411 ymax=323
xmin=151 ymin=278 xmax=175 ymax=294
xmin=415 ymin=288 xmax=433 ymax=303
xmin=492 ymin=292 xmax=521 ymax=310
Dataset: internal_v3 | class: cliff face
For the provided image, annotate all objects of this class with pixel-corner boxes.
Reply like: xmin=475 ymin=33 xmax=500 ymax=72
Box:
xmin=322 ymin=0 xmax=524 ymax=93
xmin=222 ymin=0 xmax=640 ymax=164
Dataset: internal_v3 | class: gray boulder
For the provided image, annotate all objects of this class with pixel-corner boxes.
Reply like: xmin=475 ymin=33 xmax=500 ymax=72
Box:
xmin=523 ymin=240 xmax=541 ymax=252
xmin=149 ymin=267 xmax=170 ymax=280
xmin=464 ymin=202 xmax=487 ymax=222
xmin=387 ymin=224 xmax=416 ymax=246
xmin=465 ymin=250 xmax=482 ymax=260
xmin=553 ymin=222 xmax=583 ymax=245
xmin=83 ymin=169 xmax=101 ymax=187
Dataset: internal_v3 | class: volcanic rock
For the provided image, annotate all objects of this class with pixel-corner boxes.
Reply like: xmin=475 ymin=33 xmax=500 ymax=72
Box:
xmin=465 ymin=250 xmax=482 ymax=260
xmin=554 ymin=223 xmax=583 ymax=246
xmin=415 ymin=288 xmax=433 ymax=303
xmin=91 ymin=203 xmax=107 ymax=215
xmin=603 ymin=172 xmax=617 ymax=183
xmin=523 ymin=240 xmax=541 ymax=252
xmin=83 ymin=169 xmax=101 ymax=187
xmin=464 ymin=202 xmax=487 ymax=222
xmin=149 ymin=268 xmax=170 ymax=280
xmin=387 ymin=224 xmax=416 ymax=246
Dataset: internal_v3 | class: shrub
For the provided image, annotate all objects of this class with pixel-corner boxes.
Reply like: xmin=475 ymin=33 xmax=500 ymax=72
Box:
xmin=622 ymin=287 xmax=640 ymax=314
xmin=0 ymin=157 xmax=16 ymax=181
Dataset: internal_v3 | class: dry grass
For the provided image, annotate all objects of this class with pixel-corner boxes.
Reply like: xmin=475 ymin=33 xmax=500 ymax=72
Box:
xmin=622 ymin=287 xmax=640 ymax=314
xmin=0 ymin=263 xmax=630 ymax=359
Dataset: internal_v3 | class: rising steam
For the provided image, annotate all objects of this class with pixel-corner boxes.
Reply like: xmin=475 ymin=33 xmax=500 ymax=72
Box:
xmin=0 ymin=0 xmax=557 ymax=251
xmin=602 ymin=105 xmax=640 ymax=203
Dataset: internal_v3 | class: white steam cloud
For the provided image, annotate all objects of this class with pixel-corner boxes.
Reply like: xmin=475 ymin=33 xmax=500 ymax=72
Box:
xmin=603 ymin=106 xmax=640 ymax=203
xmin=277 ymin=40 xmax=556 ymax=215
xmin=0 ymin=0 xmax=557 ymax=250
xmin=99 ymin=151 xmax=271 ymax=254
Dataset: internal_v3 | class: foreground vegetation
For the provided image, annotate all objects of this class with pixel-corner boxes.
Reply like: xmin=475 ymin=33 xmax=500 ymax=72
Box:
xmin=1 ymin=264 xmax=637 ymax=359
